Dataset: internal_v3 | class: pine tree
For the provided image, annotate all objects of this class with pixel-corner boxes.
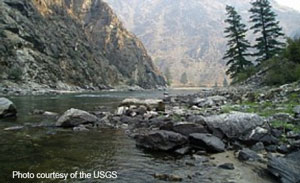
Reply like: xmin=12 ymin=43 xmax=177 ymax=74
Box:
xmin=180 ymin=72 xmax=188 ymax=85
xmin=249 ymin=0 xmax=285 ymax=63
xmin=164 ymin=68 xmax=172 ymax=86
xmin=223 ymin=77 xmax=229 ymax=87
xmin=223 ymin=5 xmax=252 ymax=79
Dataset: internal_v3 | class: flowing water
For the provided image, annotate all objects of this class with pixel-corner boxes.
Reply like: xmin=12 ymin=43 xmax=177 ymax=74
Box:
xmin=0 ymin=89 xmax=273 ymax=183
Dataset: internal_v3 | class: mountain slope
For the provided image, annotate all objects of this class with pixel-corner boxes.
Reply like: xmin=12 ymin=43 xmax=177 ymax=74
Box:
xmin=0 ymin=0 xmax=166 ymax=90
xmin=104 ymin=0 xmax=300 ymax=86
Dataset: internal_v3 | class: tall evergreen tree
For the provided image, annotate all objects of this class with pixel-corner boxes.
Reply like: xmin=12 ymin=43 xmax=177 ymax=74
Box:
xmin=249 ymin=0 xmax=285 ymax=63
xmin=223 ymin=5 xmax=252 ymax=79
xmin=164 ymin=67 xmax=172 ymax=86
xmin=180 ymin=72 xmax=188 ymax=85
xmin=223 ymin=77 xmax=229 ymax=87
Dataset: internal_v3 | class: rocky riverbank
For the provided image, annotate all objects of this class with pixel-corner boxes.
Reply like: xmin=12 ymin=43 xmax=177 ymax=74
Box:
xmin=1 ymin=82 xmax=300 ymax=182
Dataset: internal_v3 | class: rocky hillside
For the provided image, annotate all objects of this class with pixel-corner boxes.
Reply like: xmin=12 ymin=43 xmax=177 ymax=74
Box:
xmin=104 ymin=0 xmax=300 ymax=87
xmin=0 ymin=0 xmax=166 ymax=91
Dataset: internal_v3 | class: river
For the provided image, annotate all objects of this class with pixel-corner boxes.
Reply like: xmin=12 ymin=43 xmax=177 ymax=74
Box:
xmin=0 ymin=89 xmax=275 ymax=183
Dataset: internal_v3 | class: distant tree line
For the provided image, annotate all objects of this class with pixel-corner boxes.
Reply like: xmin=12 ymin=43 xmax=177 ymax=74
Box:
xmin=223 ymin=0 xmax=300 ymax=85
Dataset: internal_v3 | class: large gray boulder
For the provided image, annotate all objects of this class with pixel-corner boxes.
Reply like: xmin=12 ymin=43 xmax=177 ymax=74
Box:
xmin=0 ymin=97 xmax=17 ymax=118
xmin=204 ymin=112 xmax=265 ymax=139
xmin=189 ymin=133 xmax=225 ymax=153
xmin=134 ymin=130 xmax=187 ymax=151
xmin=56 ymin=108 xmax=98 ymax=127
xmin=268 ymin=151 xmax=300 ymax=183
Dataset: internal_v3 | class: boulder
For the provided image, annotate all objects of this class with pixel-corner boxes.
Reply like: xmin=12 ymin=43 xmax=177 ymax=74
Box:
xmin=268 ymin=151 xmax=300 ymax=183
xmin=162 ymin=122 xmax=207 ymax=136
xmin=56 ymin=108 xmax=98 ymax=127
xmin=204 ymin=112 xmax=265 ymax=140
xmin=134 ymin=130 xmax=187 ymax=151
xmin=120 ymin=98 xmax=165 ymax=111
xmin=240 ymin=127 xmax=279 ymax=145
xmin=189 ymin=133 xmax=225 ymax=153
xmin=0 ymin=97 xmax=17 ymax=118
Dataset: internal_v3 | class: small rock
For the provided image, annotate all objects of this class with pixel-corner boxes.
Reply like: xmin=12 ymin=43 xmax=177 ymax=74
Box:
xmin=73 ymin=125 xmax=89 ymax=131
xmin=0 ymin=97 xmax=17 ymax=118
xmin=265 ymin=145 xmax=277 ymax=152
xmin=238 ymin=148 xmax=261 ymax=161
xmin=277 ymin=144 xmax=290 ymax=154
xmin=218 ymin=163 xmax=235 ymax=170
xmin=251 ymin=142 xmax=265 ymax=152
xmin=134 ymin=130 xmax=187 ymax=151
xmin=4 ymin=126 xmax=24 ymax=131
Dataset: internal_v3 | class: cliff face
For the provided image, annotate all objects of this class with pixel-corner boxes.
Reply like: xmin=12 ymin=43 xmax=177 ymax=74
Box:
xmin=104 ymin=0 xmax=300 ymax=87
xmin=0 ymin=0 xmax=166 ymax=90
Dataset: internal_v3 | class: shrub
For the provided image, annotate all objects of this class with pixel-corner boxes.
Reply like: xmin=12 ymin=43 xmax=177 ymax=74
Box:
xmin=264 ymin=58 xmax=300 ymax=85
xmin=8 ymin=67 xmax=23 ymax=81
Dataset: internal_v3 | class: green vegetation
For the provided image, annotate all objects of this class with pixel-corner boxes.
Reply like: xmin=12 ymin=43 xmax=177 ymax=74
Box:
xmin=223 ymin=0 xmax=300 ymax=86
xmin=164 ymin=68 xmax=172 ymax=86
xmin=180 ymin=72 xmax=188 ymax=85
xmin=8 ymin=67 xmax=23 ymax=81
xmin=223 ymin=5 xmax=252 ymax=79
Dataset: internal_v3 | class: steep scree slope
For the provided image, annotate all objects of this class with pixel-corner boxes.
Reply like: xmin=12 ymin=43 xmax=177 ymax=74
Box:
xmin=0 ymin=0 xmax=166 ymax=90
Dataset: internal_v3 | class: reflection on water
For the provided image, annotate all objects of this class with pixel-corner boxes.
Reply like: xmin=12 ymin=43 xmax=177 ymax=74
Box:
xmin=1 ymin=89 xmax=237 ymax=183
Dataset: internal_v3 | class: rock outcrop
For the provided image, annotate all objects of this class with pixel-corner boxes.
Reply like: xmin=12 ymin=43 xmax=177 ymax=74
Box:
xmin=0 ymin=0 xmax=165 ymax=91
xmin=0 ymin=97 xmax=17 ymax=118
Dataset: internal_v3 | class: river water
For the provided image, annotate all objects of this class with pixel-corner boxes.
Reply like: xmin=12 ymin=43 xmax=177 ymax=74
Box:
xmin=0 ymin=89 xmax=269 ymax=183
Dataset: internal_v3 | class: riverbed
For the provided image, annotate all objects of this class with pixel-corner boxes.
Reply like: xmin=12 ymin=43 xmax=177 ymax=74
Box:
xmin=0 ymin=89 xmax=275 ymax=183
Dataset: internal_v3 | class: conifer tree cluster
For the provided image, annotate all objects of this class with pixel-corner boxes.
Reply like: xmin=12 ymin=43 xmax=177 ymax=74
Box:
xmin=223 ymin=0 xmax=285 ymax=80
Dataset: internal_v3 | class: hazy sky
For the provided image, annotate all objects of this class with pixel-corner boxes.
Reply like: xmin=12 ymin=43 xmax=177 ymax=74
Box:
xmin=276 ymin=0 xmax=300 ymax=11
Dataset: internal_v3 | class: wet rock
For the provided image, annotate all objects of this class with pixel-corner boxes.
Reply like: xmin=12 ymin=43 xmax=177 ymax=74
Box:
xmin=153 ymin=173 xmax=182 ymax=181
xmin=4 ymin=126 xmax=24 ymax=131
xmin=56 ymin=108 xmax=98 ymax=127
xmin=43 ymin=111 xmax=58 ymax=116
xmin=238 ymin=148 xmax=261 ymax=161
xmin=120 ymin=98 xmax=165 ymax=111
xmin=218 ymin=163 xmax=234 ymax=170
xmin=268 ymin=151 xmax=300 ymax=183
xmin=134 ymin=130 xmax=187 ymax=151
xmin=189 ymin=133 xmax=225 ymax=153
xmin=0 ymin=97 xmax=17 ymax=118
xmin=204 ymin=112 xmax=265 ymax=140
